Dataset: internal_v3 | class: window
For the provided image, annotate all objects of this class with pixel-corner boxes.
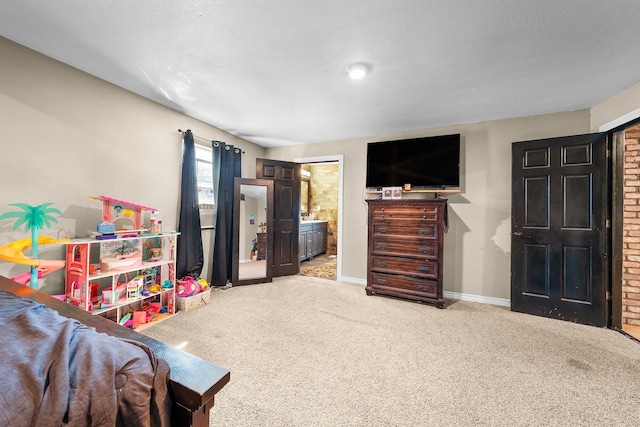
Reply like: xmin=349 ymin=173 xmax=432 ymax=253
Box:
xmin=195 ymin=145 xmax=215 ymax=228
xmin=195 ymin=145 xmax=214 ymax=207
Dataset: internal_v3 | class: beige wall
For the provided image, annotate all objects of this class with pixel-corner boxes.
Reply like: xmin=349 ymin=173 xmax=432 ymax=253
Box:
xmin=591 ymin=80 xmax=640 ymax=132
xmin=0 ymin=37 xmax=265 ymax=293
xmin=3 ymin=35 xmax=640 ymax=303
xmin=268 ymin=111 xmax=592 ymax=301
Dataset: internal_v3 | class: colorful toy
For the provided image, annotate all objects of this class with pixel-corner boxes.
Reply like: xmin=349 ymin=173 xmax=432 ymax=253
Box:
xmin=150 ymin=210 xmax=162 ymax=234
xmin=126 ymin=275 xmax=145 ymax=299
xmin=96 ymin=220 xmax=116 ymax=240
xmin=147 ymin=247 xmax=162 ymax=261
xmin=177 ymin=276 xmax=202 ymax=297
xmin=89 ymin=195 xmax=157 ymax=234
xmin=97 ymin=221 xmax=115 ymax=234
xmin=99 ymin=239 xmax=143 ymax=272
xmin=119 ymin=312 xmax=132 ymax=327
xmin=0 ymin=203 xmax=66 ymax=289
xmin=142 ymin=267 xmax=158 ymax=286
xmin=197 ymin=277 xmax=209 ymax=290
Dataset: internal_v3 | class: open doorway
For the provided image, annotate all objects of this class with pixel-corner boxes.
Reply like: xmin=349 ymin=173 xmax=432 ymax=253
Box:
xmin=595 ymin=108 xmax=640 ymax=340
xmin=618 ymin=122 xmax=640 ymax=341
xmin=295 ymin=155 xmax=343 ymax=281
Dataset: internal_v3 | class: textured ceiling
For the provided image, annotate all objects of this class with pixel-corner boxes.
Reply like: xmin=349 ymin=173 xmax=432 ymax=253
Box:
xmin=1 ymin=1 xmax=640 ymax=147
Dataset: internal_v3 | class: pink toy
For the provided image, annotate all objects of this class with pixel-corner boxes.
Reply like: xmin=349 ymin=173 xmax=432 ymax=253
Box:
xmin=89 ymin=195 xmax=157 ymax=233
xmin=1 ymin=237 xmax=67 ymax=286
xmin=177 ymin=276 xmax=202 ymax=297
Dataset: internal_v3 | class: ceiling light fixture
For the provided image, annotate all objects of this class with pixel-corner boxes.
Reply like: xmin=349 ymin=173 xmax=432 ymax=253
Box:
xmin=346 ymin=62 xmax=372 ymax=80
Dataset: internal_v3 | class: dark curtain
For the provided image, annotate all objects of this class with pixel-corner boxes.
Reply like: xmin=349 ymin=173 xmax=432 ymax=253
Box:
xmin=176 ymin=130 xmax=204 ymax=279
xmin=210 ymin=141 xmax=242 ymax=286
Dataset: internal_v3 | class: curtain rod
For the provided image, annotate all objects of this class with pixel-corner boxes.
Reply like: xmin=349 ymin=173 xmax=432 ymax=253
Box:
xmin=177 ymin=129 xmax=245 ymax=153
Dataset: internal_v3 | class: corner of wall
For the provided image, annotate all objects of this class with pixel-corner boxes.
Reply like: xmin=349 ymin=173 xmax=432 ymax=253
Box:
xmin=591 ymin=80 xmax=640 ymax=132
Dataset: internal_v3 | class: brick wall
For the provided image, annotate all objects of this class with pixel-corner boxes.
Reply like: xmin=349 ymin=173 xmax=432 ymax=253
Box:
xmin=623 ymin=123 xmax=640 ymax=326
xmin=308 ymin=163 xmax=339 ymax=256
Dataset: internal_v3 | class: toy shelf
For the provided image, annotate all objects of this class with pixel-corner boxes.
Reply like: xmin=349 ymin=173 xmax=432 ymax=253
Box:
xmin=73 ymin=232 xmax=176 ymax=244
xmin=64 ymin=232 xmax=179 ymax=330
xmin=91 ymin=288 xmax=174 ymax=316
xmin=134 ymin=312 xmax=174 ymax=332
xmin=88 ymin=258 xmax=176 ymax=281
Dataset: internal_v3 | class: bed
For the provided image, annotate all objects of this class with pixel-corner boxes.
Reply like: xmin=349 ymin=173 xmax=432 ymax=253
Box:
xmin=0 ymin=275 xmax=230 ymax=427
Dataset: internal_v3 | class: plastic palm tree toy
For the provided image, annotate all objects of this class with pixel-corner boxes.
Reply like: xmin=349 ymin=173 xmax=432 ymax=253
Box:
xmin=0 ymin=202 xmax=61 ymax=288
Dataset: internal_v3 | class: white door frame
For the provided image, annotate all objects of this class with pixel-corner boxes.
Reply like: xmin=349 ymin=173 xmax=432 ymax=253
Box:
xmin=294 ymin=154 xmax=344 ymax=281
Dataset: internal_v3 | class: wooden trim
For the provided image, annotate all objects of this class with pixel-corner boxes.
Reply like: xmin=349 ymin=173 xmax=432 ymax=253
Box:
xmin=611 ymin=131 xmax=625 ymax=329
xmin=0 ymin=275 xmax=230 ymax=426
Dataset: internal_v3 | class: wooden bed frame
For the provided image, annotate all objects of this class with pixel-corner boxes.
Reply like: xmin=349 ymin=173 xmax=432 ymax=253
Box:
xmin=0 ymin=275 xmax=230 ymax=427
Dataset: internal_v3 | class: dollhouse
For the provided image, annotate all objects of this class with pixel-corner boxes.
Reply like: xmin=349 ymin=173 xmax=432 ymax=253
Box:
xmin=89 ymin=195 xmax=158 ymax=233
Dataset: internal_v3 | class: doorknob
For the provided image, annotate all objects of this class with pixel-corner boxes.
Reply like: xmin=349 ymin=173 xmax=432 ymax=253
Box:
xmin=512 ymin=231 xmax=533 ymax=240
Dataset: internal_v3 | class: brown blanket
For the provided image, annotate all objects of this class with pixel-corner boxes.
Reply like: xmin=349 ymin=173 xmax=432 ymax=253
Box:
xmin=0 ymin=290 xmax=171 ymax=426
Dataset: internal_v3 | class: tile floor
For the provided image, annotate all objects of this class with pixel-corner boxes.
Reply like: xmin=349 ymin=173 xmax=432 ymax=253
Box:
xmin=298 ymin=253 xmax=336 ymax=280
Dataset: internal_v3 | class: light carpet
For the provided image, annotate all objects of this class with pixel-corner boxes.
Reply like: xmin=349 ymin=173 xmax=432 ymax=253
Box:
xmin=141 ymin=275 xmax=640 ymax=427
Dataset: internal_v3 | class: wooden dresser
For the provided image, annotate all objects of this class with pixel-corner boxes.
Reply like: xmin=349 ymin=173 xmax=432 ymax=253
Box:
xmin=256 ymin=232 xmax=267 ymax=260
xmin=366 ymin=198 xmax=447 ymax=308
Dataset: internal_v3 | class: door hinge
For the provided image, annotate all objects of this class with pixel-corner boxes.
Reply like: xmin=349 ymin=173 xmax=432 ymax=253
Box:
xmin=606 ymin=291 xmax=611 ymax=301
xmin=606 ymin=148 xmax=611 ymax=158
xmin=606 ymin=219 xmax=611 ymax=229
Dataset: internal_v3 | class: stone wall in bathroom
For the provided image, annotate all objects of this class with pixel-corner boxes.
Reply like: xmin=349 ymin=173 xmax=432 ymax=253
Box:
xmin=308 ymin=163 xmax=339 ymax=256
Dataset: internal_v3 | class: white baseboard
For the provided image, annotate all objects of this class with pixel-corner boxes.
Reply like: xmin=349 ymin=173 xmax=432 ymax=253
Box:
xmin=338 ymin=276 xmax=366 ymax=285
xmin=338 ymin=276 xmax=511 ymax=307
xmin=444 ymin=291 xmax=510 ymax=307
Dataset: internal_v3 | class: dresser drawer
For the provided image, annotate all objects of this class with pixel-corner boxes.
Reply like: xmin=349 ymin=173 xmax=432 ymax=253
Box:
xmin=366 ymin=199 xmax=447 ymax=308
xmin=371 ymin=221 xmax=438 ymax=240
xmin=371 ymin=205 xmax=440 ymax=221
xmin=369 ymin=272 xmax=438 ymax=297
xmin=370 ymin=255 xmax=438 ymax=279
xmin=371 ymin=238 xmax=438 ymax=260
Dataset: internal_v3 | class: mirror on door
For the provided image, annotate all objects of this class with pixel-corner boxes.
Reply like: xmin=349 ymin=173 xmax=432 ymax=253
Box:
xmin=232 ymin=178 xmax=274 ymax=285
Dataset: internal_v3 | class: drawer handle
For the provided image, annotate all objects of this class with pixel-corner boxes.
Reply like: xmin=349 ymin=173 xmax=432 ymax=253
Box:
xmin=418 ymin=266 xmax=430 ymax=273
xmin=381 ymin=208 xmax=385 ymax=211
xmin=376 ymin=278 xmax=387 ymax=285
xmin=377 ymin=227 xmax=388 ymax=233
xmin=418 ymin=248 xmax=430 ymax=254
xmin=423 ymin=215 xmax=427 ymax=219
xmin=418 ymin=285 xmax=431 ymax=292
xmin=423 ymin=208 xmax=427 ymax=212
xmin=376 ymin=244 xmax=387 ymax=250
xmin=375 ymin=261 xmax=388 ymax=267
xmin=418 ymin=229 xmax=431 ymax=235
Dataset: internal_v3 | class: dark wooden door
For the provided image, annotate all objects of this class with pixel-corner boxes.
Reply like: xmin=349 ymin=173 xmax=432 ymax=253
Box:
xmin=511 ymin=133 xmax=610 ymax=327
xmin=256 ymin=158 xmax=301 ymax=277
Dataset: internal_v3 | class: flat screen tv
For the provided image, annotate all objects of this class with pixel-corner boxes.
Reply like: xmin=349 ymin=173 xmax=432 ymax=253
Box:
xmin=365 ymin=134 xmax=460 ymax=190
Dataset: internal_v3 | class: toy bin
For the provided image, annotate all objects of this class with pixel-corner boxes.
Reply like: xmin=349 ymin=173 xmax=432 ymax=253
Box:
xmin=176 ymin=288 xmax=211 ymax=312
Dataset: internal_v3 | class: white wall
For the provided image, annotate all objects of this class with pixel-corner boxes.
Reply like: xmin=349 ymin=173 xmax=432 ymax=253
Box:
xmin=0 ymin=37 xmax=265 ymax=293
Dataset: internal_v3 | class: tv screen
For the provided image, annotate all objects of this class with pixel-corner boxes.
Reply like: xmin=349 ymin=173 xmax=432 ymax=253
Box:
xmin=365 ymin=134 xmax=460 ymax=189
